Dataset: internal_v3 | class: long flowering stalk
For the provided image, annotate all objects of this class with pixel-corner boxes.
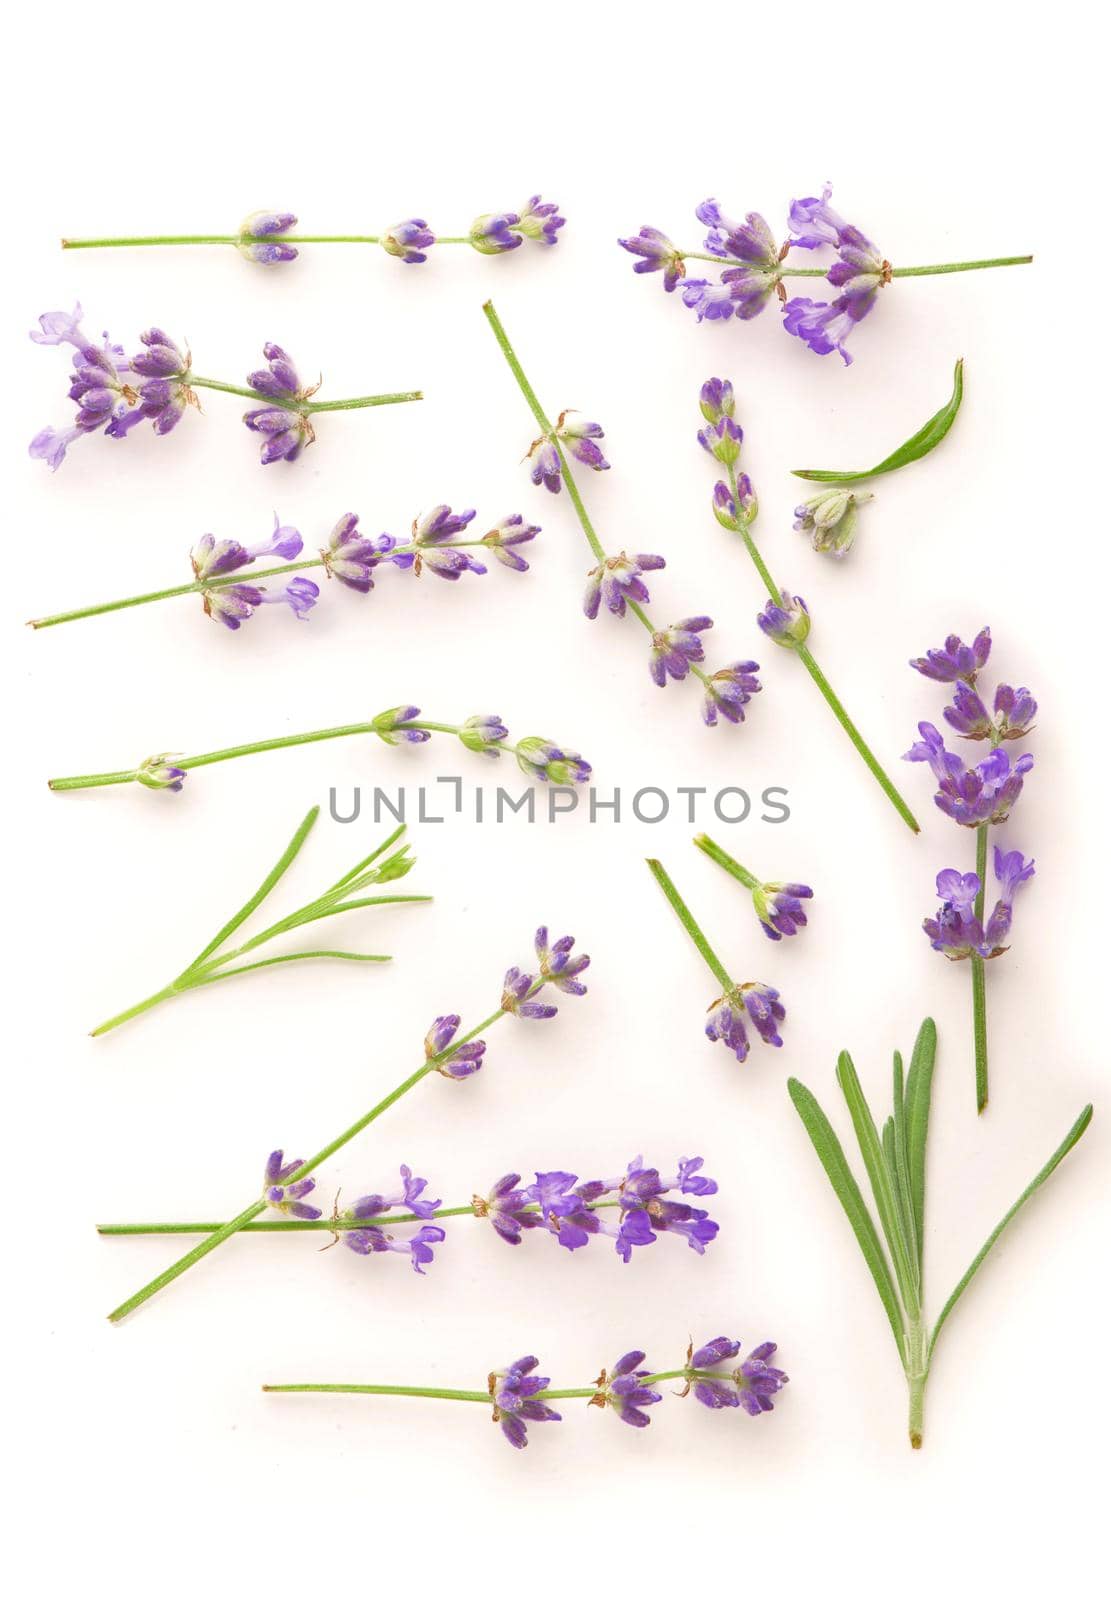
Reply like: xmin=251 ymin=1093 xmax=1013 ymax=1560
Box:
xmin=29 ymin=308 xmax=421 ymax=472
xmin=698 ymin=378 xmax=920 ymax=833
xmin=29 ymin=507 xmax=539 ymax=633
xmin=99 ymin=1153 xmax=721 ymax=1268
xmin=905 ymin=628 xmax=1036 ymax=1112
xmin=619 ymin=184 xmax=1031 ymax=366
xmin=482 ymin=300 xmax=763 ymax=730
xmin=47 ymin=705 xmax=592 ymax=797
xmin=104 ymin=925 xmax=591 ymax=1323
xmin=647 ymin=859 xmax=787 ymax=1068
xmin=264 ymin=1335 xmax=788 ymax=1448
xmin=89 ymin=810 xmax=429 ymax=1037
xmin=61 ymin=198 xmax=565 ymax=265
xmin=789 ymin=1018 xmax=1091 ymax=1447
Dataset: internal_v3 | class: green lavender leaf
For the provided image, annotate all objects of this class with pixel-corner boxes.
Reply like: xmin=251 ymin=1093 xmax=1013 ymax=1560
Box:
xmin=904 ymin=1018 xmax=937 ymax=1272
xmin=192 ymin=950 xmax=392 ymax=984
xmin=836 ymin=1051 xmax=921 ymax=1319
xmin=184 ymin=805 xmax=320 ymax=972
xmin=928 ymin=1104 xmax=1093 ymax=1360
xmin=787 ymin=1077 xmax=907 ymax=1359
xmin=890 ymin=1052 xmax=919 ymax=1275
xmin=792 ymin=360 xmax=964 ymax=484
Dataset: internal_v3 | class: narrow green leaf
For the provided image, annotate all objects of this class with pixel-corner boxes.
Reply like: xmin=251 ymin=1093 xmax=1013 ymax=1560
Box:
xmin=183 ymin=806 xmax=319 ymax=973
xmin=836 ymin=1051 xmax=921 ymax=1320
xmin=192 ymin=950 xmax=392 ymax=985
xmin=904 ymin=1018 xmax=936 ymax=1273
xmin=319 ymin=823 xmax=408 ymax=898
xmin=787 ymin=1077 xmax=907 ymax=1358
xmin=792 ymin=359 xmax=964 ymax=483
xmin=891 ymin=1051 xmax=919 ymax=1277
xmin=929 ymin=1105 xmax=1093 ymax=1360
xmin=231 ymin=893 xmax=433 ymax=955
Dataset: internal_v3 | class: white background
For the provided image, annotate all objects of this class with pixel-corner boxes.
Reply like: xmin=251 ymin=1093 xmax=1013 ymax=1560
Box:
xmin=5 ymin=5 xmax=1107 ymax=1594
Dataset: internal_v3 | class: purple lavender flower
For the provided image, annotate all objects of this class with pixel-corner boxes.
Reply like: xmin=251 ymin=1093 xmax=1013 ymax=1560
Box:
xmin=584 ymin=551 xmax=666 ymax=620
xmin=514 ymin=738 xmax=592 ymax=785
xmin=458 ymin=714 xmax=509 ymax=758
xmin=617 ymin=226 xmax=685 ymax=291
xmin=992 ymin=683 xmax=1037 ymax=739
xmin=262 ymin=1150 xmax=322 ymax=1220
xmin=698 ymin=414 xmax=743 ymax=466
xmin=336 ymin=1167 xmax=445 ymax=1273
xmin=412 ymin=504 xmax=486 ymax=580
xmin=904 ymin=722 xmax=1034 ymax=826
xmin=343 ymin=1223 xmax=446 ymax=1273
xmin=787 ymin=185 xmax=849 ymax=251
xmin=527 ymin=437 xmax=562 ymax=493
xmin=924 ymin=849 xmax=1034 ymax=959
xmin=501 ymin=968 xmax=558 ymax=1020
xmin=118 ymin=328 xmax=195 ymax=437
xmin=690 ymin=1336 xmax=788 ymax=1416
xmin=469 ymin=211 xmax=522 ymax=254
xmin=30 ymin=305 xmax=88 ymax=347
xmin=649 ymin=617 xmax=713 ymax=687
xmin=371 ymin=705 xmax=429 ymax=745
xmin=702 ymin=660 xmax=762 ymax=726
xmin=530 ymin=1171 xmax=603 ymax=1251
xmin=685 ymin=201 xmax=784 ymax=320
xmin=480 ymin=514 xmax=540 ymax=571
xmin=320 ymin=513 xmax=401 ymax=592
xmin=782 ymin=296 xmax=864 ymax=365
xmin=783 ymin=186 xmax=889 ymax=362
xmin=556 ymin=411 xmax=610 ymax=473
xmin=752 ymin=881 xmax=814 ymax=941
xmin=535 ymin=927 xmax=590 ymax=994
xmin=135 ymin=752 xmax=186 ymax=792
xmin=794 ymin=488 xmax=871 ymax=558
xmin=514 ymin=196 xmax=565 ymax=246
xmin=381 ymin=218 xmax=436 ymax=264
xmin=984 ymin=847 xmax=1035 ymax=948
xmin=474 ymin=1174 xmax=543 ymax=1245
xmin=243 ymin=343 xmax=315 ymax=463
xmin=711 ymin=475 xmax=758 ymax=530
xmin=596 ymin=1351 xmax=663 ymax=1427
xmin=348 ymin=1165 xmax=441 ymax=1222
xmin=202 ymin=577 xmax=319 ymax=630
xmin=29 ymin=306 xmax=144 ymax=468
xmin=944 ymin=681 xmax=993 ymax=739
xmin=910 ymin=627 xmax=992 ymax=684
xmin=757 ymin=591 xmax=811 ymax=648
xmin=191 ymin=519 xmax=304 ymax=581
xmin=238 ymin=211 xmax=299 ymax=265
xmin=424 ymin=1014 xmax=487 ymax=1080
xmin=706 ymin=984 xmax=785 ymax=1064
xmin=491 ymin=1357 xmax=561 ymax=1448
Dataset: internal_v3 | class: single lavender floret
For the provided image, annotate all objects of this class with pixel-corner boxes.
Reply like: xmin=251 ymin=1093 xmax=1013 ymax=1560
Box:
xmin=343 ymin=1222 xmax=446 ymax=1273
xmin=136 ymin=753 xmax=186 ymax=792
xmin=491 ymin=1357 xmax=561 ymax=1449
xmin=617 ymin=226 xmax=685 ymax=291
xmin=649 ymin=617 xmax=713 ymax=687
xmin=481 ymin=514 xmax=540 ymax=571
xmin=381 ymin=218 xmax=436 ymax=264
xmin=909 ymin=627 xmax=992 ymax=684
xmin=595 ymin=1351 xmax=663 ymax=1427
xmin=782 ymin=296 xmax=863 ymax=365
xmin=238 ymin=211 xmax=298 ymax=265
xmin=583 ymin=551 xmax=666 ymax=619
xmin=794 ymin=488 xmax=872 ymax=558
xmin=262 ymin=1151 xmax=322 ymax=1220
xmin=752 ymin=881 xmax=814 ymax=941
xmin=424 ymin=1014 xmax=487 ymax=1080
xmin=757 ymin=591 xmax=811 ymax=648
xmin=702 ymin=660 xmax=762 ymax=726
xmin=371 ymin=705 xmax=430 ymax=746
xmin=530 ymin=1171 xmax=603 ymax=1250
xmin=458 ymin=715 xmax=509 ymax=758
xmin=557 ymin=411 xmax=610 ymax=473
xmin=904 ymin=722 xmax=1033 ymax=826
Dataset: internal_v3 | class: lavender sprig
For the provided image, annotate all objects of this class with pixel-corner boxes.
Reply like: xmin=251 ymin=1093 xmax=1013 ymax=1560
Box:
xmin=29 ymin=308 xmax=421 ymax=473
xmin=29 ymin=509 xmax=540 ymax=632
xmin=104 ymin=925 xmax=592 ymax=1323
xmin=47 ymin=706 xmax=592 ymax=797
xmin=789 ymin=1019 xmax=1091 ymax=1447
xmin=905 ymin=627 xmax=1036 ymax=1111
xmin=262 ymin=1334 xmax=788 ymax=1449
xmin=698 ymin=378 xmax=920 ymax=833
xmin=89 ymin=809 xmax=428 ymax=1037
xmin=482 ymin=301 xmax=762 ymax=730
xmin=619 ymin=185 xmax=1030 ymax=366
xmin=647 ymin=859 xmax=787 ymax=1067
xmin=61 ymin=198 xmax=565 ymax=264
xmin=99 ymin=1152 xmax=721 ymax=1267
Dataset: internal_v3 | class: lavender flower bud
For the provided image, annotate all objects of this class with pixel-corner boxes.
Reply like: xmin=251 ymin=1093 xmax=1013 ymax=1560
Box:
xmin=527 ymin=437 xmax=562 ymax=493
xmin=381 ymin=218 xmax=436 ymax=264
xmin=993 ymin=684 xmax=1037 ymax=739
xmin=702 ymin=660 xmax=761 ymax=727
xmin=425 ymin=1014 xmax=487 ymax=1079
xmin=458 ymin=715 xmax=508 ymax=758
xmin=490 ymin=1357 xmax=561 ymax=1449
xmin=706 ymin=983 xmax=785 ymax=1064
xmin=514 ymin=738 xmax=592 ymax=785
xmin=699 ymin=415 xmax=743 ymax=466
xmin=794 ymin=488 xmax=871 ymax=558
xmin=480 ymin=513 xmax=540 ymax=571
xmin=712 ymin=477 xmax=757 ymax=530
xmin=699 ymin=377 xmax=736 ymax=424
xmin=535 ymin=927 xmax=590 ymax=994
xmin=909 ymin=627 xmax=992 ymax=684
xmin=371 ymin=705 xmax=429 ymax=745
xmin=583 ymin=551 xmax=665 ymax=620
xmin=617 ymin=227 xmax=685 ymax=291
xmin=513 ymin=196 xmax=565 ymax=246
xmin=757 ymin=591 xmax=811 ymax=649
xmin=501 ymin=968 xmax=558 ymax=1020
xmin=752 ymin=882 xmax=814 ymax=941
xmin=238 ymin=211 xmax=299 ymax=265
xmin=649 ymin=617 xmax=713 ymax=687
xmin=469 ymin=211 xmax=522 ymax=255
xmin=135 ymin=753 xmax=186 ymax=792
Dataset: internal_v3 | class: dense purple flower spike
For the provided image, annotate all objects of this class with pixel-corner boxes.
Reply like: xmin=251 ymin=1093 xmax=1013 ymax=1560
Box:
xmin=910 ymin=627 xmax=992 ymax=684
xmin=904 ymin=722 xmax=1033 ymax=826
xmin=753 ymin=881 xmax=814 ymax=941
xmin=262 ymin=1150 xmax=322 ymax=1220
xmin=702 ymin=660 xmax=762 ymax=726
xmin=243 ymin=342 xmax=317 ymax=464
xmin=583 ymin=551 xmax=666 ymax=620
xmin=649 ymin=617 xmax=713 ymax=686
xmin=490 ymin=1357 xmax=561 ymax=1449
xmin=758 ymin=591 xmax=811 ymax=648
xmin=424 ymin=1013 xmax=487 ymax=1080
xmin=689 ymin=1336 xmax=789 ymax=1416
xmin=595 ymin=1352 xmax=664 ymax=1427
xmin=238 ymin=211 xmax=299 ymax=265
xmin=923 ymin=848 xmax=1035 ymax=960
xmin=616 ymin=227 xmax=685 ymax=290
xmin=706 ymin=984 xmax=786 ymax=1065
xmin=382 ymin=218 xmax=436 ymax=263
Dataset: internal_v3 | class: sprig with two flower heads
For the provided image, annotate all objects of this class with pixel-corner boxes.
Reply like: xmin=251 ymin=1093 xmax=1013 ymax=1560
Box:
xmin=481 ymin=300 xmax=763 ymax=730
xmin=28 ymin=507 xmax=539 ymax=633
xmin=88 ymin=810 xmax=429 ymax=1037
xmin=264 ymin=1335 xmax=788 ymax=1450
xmin=619 ymin=183 xmax=1031 ymax=367
xmin=697 ymin=378 xmax=920 ymax=832
xmin=46 ymin=705 xmax=591 ymax=797
xmin=103 ymin=925 xmax=592 ymax=1323
xmin=789 ymin=1019 xmax=1091 ymax=1447
xmin=905 ymin=627 xmax=1037 ymax=1112
xmin=98 ymin=1152 xmax=721 ymax=1273
xmin=61 ymin=197 xmax=564 ymax=266
xmin=29 ymin=309 xmax=420 ymax=472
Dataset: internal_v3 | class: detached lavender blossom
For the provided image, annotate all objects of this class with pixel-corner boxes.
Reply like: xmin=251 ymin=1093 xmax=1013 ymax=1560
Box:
xmin=238 ymin=211 xmax=299 ymax=264
xmin=688 ymin=1336 xmax=789 ymax=1416
xmin=794 ymin=488 xmax=872 ymax=558
xmin=490 ymin=1357 xmax=562 ymax=1449
xmin=753 ymin=882 xmax=814 ymax=941
xmin=583 ymin=551 xmax=666 ymax=619
xmin=262 ymin=1151 xmax=322 ymax=1220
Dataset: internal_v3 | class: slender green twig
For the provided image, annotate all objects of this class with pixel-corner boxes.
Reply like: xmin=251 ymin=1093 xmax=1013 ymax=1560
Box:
xmin=646 ymin=859 xmax=735 ymax=993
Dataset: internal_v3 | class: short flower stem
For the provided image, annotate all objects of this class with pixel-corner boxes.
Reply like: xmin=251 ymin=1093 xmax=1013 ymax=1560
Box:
xmin=105 ymin=994 xmax=537 ymax=1322
xmin=693 ymin=834 xmax=759 ymax=891
xmin=188 ymin=376 xmax=422 ymax=413
xmin=972 ymin=821 xmax=990 ymax=1114
xmin=646 ymin=859 xmax=735 ymax=993
xmin=795 ymin=646 xmax=920 ymax=834
xmin=97 ymin=1199 xmax=624 ymax=1236
xmin=680 ymin=253 xmax=1033 ymax=277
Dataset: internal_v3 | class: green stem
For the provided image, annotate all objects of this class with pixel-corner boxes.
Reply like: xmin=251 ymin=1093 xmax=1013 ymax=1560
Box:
xmin=646 ymin=859 xmax=735 ymax=993
xmin=262 ymin=1368 xmax=713 ymax=1401
xmin=972 ymin=823 xmax=990 ymax=1114
xmin=692 ymin=833 xmax=760 ymax=891
xmin=97 ymin=1199 xmax=624 ymax=1236
xmin=61 ymin=233 xmax=486 ymax=252
xmin=905 ymin=1318 xmax=928 ymax=1449
xmin=680 ymin=253 xmax=1032 ymax=277
xmin=188 ymin=376 xmax=422 ymax=413
xmin=796 ymin=646 xmax=920 ymax=834
xmin=90 ymin=985 xmax=179 ymax=1037
xmin=106 ymin=1002 xmax=518 ymax=1322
